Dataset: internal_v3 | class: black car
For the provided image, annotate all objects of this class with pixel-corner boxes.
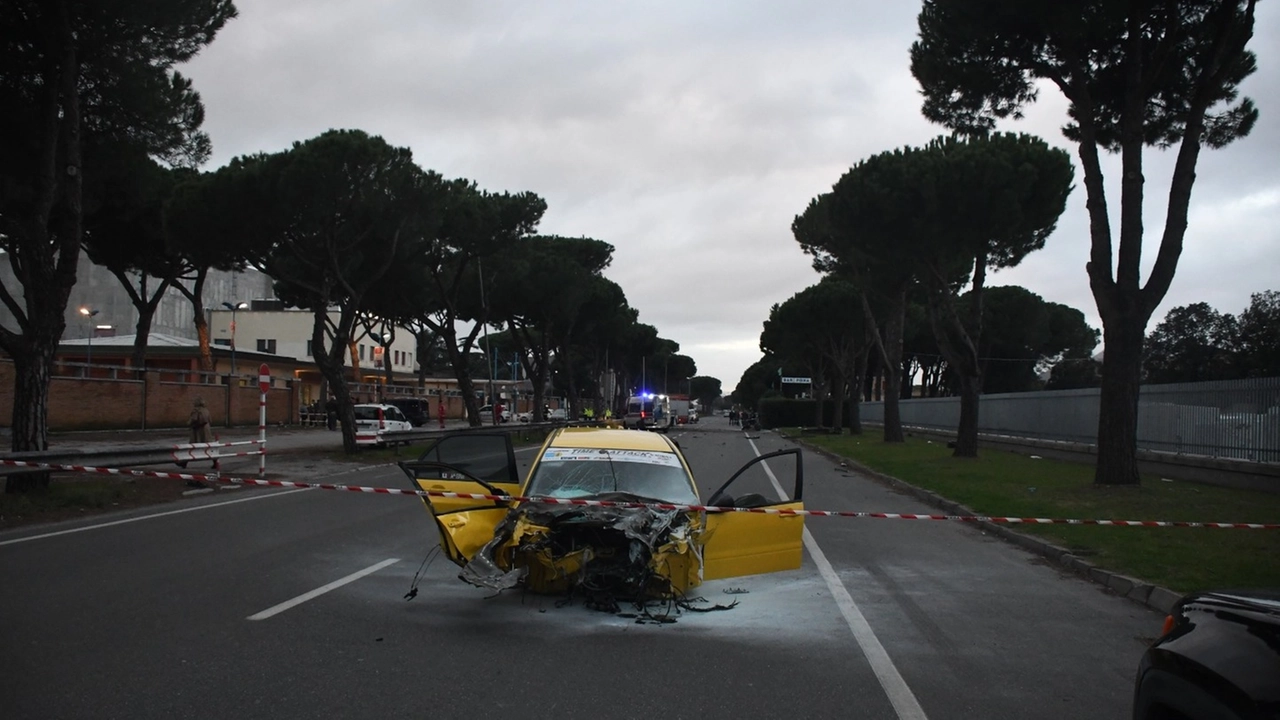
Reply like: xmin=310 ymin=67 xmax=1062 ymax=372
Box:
xmin=1133 ymin=589 xmax=1280 ymax=720
xmin=386 ymin=398 xmax=430 ymax=427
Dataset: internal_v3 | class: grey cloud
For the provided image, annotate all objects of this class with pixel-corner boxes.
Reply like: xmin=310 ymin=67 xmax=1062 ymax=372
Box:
xmin=179 ymin=0 xmax=1278 ymax=389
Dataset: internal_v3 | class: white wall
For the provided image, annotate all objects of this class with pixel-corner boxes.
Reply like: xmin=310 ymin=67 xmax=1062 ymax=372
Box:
xmin=207 ymin=308 xmax=419 ymax=370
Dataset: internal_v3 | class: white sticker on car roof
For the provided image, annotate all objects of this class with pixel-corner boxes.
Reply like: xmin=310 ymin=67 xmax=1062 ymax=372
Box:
xmin=541 ymin=448 xmax=681 ymax=468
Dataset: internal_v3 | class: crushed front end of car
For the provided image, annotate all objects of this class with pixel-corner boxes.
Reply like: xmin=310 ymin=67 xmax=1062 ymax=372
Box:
xmin=457 ymin=497 xmax=704 ymax=608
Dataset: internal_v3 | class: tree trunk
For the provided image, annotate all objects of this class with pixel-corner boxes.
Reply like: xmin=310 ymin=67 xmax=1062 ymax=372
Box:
xmin=3 ymin=24 xmax=81 ymax=491
xmin=131 ymin=301 xmax=159 ymax=371
xmin=176 ymin=269 xmax=213 ymax=371
xmin=921 ymin=254 xmax=987 ymax=458
xmin=6 ymin=347 xmax=56 ymax=493
xmin=512 ymin=323 xmax=550 ymax=423
xmin=529 ymin=358 xmax=547 ymax=423
xmin=863 ymin=350 xmax=879 ymax=402
xmin=414 ymin=326 xmax=434 ymax=391
xmin=849 ymin=347 xmax=868 ymax=435
xmin=812 ymin=375 xmax=826 ymax=428
xmin=880 ymin=289 xmax=906 ymax=443
xmin=564 ymin=352 xmax=580 ymax=419
xmin=444 ymin=337 xmax=481 ymax=427
xmin=317 ymin=358 xmax=358 ymax=453
xmin=1094 ymin=312 xmax=1146 ymax=485
xmin=107 ymin=268 xmax=171 ymax=372
xmin=310 ymin=311 xmax=359 ymax=452
xmin=954 ymin=372 xmax=980 ymax=458
xmin=902 ymin=357 xmax=917 ymax=399
xmin=589 ymin=349 xmax=605 ymax=417
xmin=831 ymin=379 xmax=845 ymax=435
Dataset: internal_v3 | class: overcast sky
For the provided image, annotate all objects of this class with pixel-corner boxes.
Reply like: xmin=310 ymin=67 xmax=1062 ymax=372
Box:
xmin=181 ymin=0 xmax=1280 ymax=391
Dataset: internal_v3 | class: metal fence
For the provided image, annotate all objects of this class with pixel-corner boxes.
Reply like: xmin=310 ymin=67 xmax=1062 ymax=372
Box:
xmin=859 ymin=377 xmax=1280 ymax=463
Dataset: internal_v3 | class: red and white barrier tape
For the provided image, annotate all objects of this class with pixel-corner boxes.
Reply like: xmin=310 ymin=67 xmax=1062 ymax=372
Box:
xmin=171 ymin=448 xmax=265 ymax=462
xmin=1 ymin=457 xmax=1276 ymax=529
xmin=171 ymin=439 xmax=265 ymax=450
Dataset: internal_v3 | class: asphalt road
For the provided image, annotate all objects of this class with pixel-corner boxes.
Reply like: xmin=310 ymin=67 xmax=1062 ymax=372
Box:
xmin=0 ymin=417 xmax=1159 ymax=719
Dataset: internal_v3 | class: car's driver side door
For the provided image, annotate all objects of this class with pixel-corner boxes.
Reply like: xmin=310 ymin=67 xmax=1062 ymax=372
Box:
xmin=699 ymin=448 xmax=805 ymax=581
xmin=398 ymin=433 xmax=522 ymax=565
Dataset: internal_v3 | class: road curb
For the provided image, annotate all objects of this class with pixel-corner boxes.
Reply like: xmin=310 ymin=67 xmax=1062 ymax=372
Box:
xmin=785 ymin=433 xmax=1178 ymax=617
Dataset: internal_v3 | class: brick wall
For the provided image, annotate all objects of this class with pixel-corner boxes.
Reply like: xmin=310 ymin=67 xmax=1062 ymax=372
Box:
xmin=0 ymin=362 xmax=296 ymax=431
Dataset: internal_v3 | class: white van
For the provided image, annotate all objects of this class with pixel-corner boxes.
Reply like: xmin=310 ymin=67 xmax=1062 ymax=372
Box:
xmin=623 ymin=394 xmax=674 ymax=431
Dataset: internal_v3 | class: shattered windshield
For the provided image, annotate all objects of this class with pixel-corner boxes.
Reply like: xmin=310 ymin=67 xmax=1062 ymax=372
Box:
xmin=526 ymin=448 xmax=698 ymax=504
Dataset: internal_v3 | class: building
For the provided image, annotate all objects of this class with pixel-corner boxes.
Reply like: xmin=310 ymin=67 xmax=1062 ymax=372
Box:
xmin=0 ymin=249 xmax=276 ymax=343
xmin=1 ymin=252 xmax=556 ymax=428
xmin=206 ymin=300 xmax=421 ymax=408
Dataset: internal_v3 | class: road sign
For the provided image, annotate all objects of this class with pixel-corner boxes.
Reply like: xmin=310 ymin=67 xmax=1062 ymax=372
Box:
xmin=258 ymin=363 xmax=271 ymax=393
xmin=780 ymin=376 xmax=812 ymax=384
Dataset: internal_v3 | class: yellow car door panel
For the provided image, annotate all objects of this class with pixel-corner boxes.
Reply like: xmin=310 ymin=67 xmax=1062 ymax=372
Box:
xmin=701 ymin=505 xmax=805 ymax=580
xmin=700 ymin=448 xmax=805 ymax=581
xmin=399 ymin=433 xmax=522 ymax=514
xmin=433 ymin=507 xmax=511 ymax=566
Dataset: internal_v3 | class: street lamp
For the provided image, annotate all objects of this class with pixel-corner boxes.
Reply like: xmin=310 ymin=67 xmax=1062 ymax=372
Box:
xmin=79 ymin=307 xmax=98 ymax=369
xmin=370 ymin=331 xmax=389 ymax=400
xmin=222 ymin=301 xmax=248 ymax=375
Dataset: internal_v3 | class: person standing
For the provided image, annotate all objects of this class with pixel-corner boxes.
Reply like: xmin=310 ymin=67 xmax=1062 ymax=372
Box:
xmin=437 ymin=398 xmax=447 ymax=429
xmin=325 ymin=396 xmax=338 ymax=431
xmin=179 ymin=397 xmax=218 ymax=480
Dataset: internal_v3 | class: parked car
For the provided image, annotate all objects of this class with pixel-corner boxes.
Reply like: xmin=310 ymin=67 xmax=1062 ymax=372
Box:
xmin=546 ymin=407 xmax=568 ymax=421
xmin=1132 ymin=589 xmax=1280 ymax=719
xmin=386 ymin=398 xmax=430 ymax=427
xmin=398 ymin=426 xmax=805 ymax=599
xmin=352 ymin=403 xmax=414 ymax=446
xmin=473 ymin=404 xmax=511 ymax=424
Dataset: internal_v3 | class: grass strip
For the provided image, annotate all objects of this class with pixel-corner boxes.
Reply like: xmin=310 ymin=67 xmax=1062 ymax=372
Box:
xmin=786 ymin=431 xmax=1280 ymax=594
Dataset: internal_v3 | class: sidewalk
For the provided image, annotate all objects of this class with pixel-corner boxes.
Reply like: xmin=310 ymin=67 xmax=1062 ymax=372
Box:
xmin=35 ymin=420 xmax=478 ymax=483
xmin=45 ymin=420 xmax=475 ymax=452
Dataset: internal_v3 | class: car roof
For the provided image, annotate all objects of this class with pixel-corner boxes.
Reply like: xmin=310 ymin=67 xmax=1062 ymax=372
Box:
xmin=353 ymin=403 xmax=396 ymax=409
xmin=547 ymin=427 xmax=676 ymax=452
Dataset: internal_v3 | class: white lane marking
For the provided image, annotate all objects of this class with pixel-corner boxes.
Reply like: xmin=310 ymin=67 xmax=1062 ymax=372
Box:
xmin=0 ymin=460 xmax=422 ymax=548
xmin=247 ymin=558 xmax=401 ymax=621
xmin=0 ymin=488 xmax=311 ymax=547
xmin=748 ymin=437 xmax=928 ymax=720
xmin=3 ymin=446 xmax=538 ymax=549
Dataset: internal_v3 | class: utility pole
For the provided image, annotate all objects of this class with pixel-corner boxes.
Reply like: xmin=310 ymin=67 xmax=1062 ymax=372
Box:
xmin=478 ymin=259 xmax=496 ymax=424
xmin=222 ymin=301 xmax=247 ymax=376
xmin=79 ymin=307 xmax=99 ymax=370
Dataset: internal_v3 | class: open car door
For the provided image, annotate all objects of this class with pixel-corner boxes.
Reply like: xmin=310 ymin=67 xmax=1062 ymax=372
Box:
xmin=699 ymin=448 xmax=804 ymax=581
xmin=398 ymin=433 xmax=522 ymax=566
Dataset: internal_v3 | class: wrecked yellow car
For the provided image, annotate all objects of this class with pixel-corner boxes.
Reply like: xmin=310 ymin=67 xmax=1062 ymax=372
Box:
xmin=399 ymin=427 xmax=804 ymax=607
